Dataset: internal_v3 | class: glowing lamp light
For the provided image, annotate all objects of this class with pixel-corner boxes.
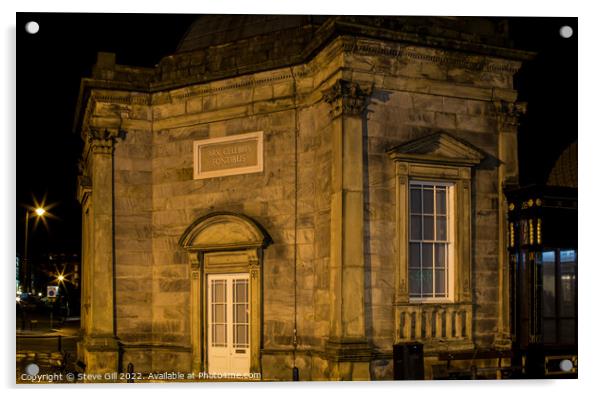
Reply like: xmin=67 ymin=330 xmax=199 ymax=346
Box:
xmin=57 ymin=275 xmax=65 ymax=282
xmin=35 ymin=207 xmax=46 ymax=216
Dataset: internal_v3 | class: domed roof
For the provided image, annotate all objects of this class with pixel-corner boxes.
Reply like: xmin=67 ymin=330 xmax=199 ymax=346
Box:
xmin=547 ymin=142 xmax=577 ymax=188
xmin=175 ymin=15 xmax=326 ymax=53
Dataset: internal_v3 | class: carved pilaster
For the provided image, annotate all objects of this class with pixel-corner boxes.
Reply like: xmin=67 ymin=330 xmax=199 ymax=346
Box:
xmin=322 ymin=79 xmax=372 ymax=119
xmin=247 ymin=248 xmax=262 ymax=374
xmin=323 ymin=79 xmax=372 ymax=378
xmin=78 ymin=126 xmax=125 ymax=375
xmin=493 ymin=100 xmax=524 ymax=352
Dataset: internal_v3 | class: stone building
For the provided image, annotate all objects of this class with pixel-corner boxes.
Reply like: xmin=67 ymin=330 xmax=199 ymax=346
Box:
xmin=74 ymin=15 xmax=534 ymax=380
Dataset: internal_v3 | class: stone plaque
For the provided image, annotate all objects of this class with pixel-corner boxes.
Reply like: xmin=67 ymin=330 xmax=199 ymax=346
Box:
xmin=194 ymin=131 xmax=263 ymax=179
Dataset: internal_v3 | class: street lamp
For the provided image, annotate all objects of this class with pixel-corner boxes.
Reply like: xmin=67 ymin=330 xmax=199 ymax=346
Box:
xmin=54 ymin=271 xmax=71 ymax=321
xmin=23 ymin=206 xmax=46 ymax=293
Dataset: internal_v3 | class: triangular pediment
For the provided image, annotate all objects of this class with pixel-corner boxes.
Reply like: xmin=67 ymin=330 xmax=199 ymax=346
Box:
xmin=387 ymin=132 xmax=485 ymax=166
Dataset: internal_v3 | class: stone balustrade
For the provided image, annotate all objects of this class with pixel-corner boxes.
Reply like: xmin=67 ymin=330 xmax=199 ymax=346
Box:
xmin=396 ymin=303 xmax=473 ymax=344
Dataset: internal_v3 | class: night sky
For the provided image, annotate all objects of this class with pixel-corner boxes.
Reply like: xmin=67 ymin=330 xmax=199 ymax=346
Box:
xmin=16 ymin=13 xmax=577 ymax=262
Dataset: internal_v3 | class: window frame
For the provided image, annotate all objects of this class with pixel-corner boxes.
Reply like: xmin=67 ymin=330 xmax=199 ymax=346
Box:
xmin=408 ymin=180 xmax=456 ymax=302
xmin=391 ymin=160 xmax=474 ymax=305
xmin=388 ymin=133 xmax=483 ymax=307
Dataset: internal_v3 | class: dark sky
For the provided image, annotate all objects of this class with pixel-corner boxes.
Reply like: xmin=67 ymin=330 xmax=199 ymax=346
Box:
xmin=16 ymin=13 xmax=577 ymax=261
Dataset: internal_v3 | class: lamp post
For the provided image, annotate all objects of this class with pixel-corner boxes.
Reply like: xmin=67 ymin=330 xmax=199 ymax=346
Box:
xmin=23 ymin=206 xmax=46 ymax=293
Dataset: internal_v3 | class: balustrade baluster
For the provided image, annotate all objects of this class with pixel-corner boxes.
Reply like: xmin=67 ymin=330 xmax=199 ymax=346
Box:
xmin=456 ymin=310 xmax=464 ymax=338
xmin=415 ymin=308 xmax=422 ymax=339
xmin=424 ymin=308 xmax=432 ymax=339
xmin=466 ymin=307 xmax=472 ymax=340
xmin=445 ymin=309 xmax=453 ymax=339
xmin=435 ymin=308 xmax=443 ymax=338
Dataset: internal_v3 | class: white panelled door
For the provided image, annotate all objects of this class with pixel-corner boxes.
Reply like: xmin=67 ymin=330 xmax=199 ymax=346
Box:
xmin=207 ymin=273 xmax=250 ymax=374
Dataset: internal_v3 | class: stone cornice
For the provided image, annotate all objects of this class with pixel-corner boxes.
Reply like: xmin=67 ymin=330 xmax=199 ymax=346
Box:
xmin=343 ymin=40 xmax=523 ymax=74
xmin=79 ymin=38 xmax=521 ymax=107
xmin=73 ymin=24 xmax=532 ymax=133
xmin=329 ymin=18 xmax=534 ymax=63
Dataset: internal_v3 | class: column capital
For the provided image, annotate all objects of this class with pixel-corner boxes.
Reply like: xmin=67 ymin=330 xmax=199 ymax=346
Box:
xmin=322 ymin=79 xmax=373 ymax=119
xmin=87 ymin=127 xmax=126 ymax=154
xmin=494 ymin=100 xmax=527 ymax=129
xmin=186 ymin=252 xmax=200 ymax=271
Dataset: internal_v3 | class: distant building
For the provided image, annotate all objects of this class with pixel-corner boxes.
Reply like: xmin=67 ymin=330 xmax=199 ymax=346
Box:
xmin=74 ymin=16 xmax=536 ymax=380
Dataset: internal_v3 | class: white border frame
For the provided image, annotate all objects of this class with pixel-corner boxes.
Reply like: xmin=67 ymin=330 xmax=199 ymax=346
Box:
xmin=193 ymin=131 xmax=264 ymax=180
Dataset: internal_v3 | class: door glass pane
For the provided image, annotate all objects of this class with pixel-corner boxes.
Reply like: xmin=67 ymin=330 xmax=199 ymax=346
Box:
xmin=213 ymin=324 xmax=226 ymax=346
xmin=215 ymin=303 xmax=226 ymax=323
xmin=236 ymin=325 xmax=248 ymax=346
xmin=233 ymin=278 xmax=249 ymax=348
xmin=235 ymin=304 xmax=247 ymax=324
xmin=235 ymin=281 xmax=248 ymax=304
xmin=210 ymin=279 xmax=227 ymax=347
xmin=213 ymin=280 xmax=226 ymax=303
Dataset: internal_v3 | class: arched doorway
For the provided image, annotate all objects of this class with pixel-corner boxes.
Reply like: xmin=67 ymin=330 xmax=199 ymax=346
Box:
xmin=179 ymin=212 xmax=271 ymax=376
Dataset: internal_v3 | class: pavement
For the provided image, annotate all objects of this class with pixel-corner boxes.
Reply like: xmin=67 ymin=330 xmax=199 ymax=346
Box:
xmin=16 ymin=314 xmax=80 ymax=384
